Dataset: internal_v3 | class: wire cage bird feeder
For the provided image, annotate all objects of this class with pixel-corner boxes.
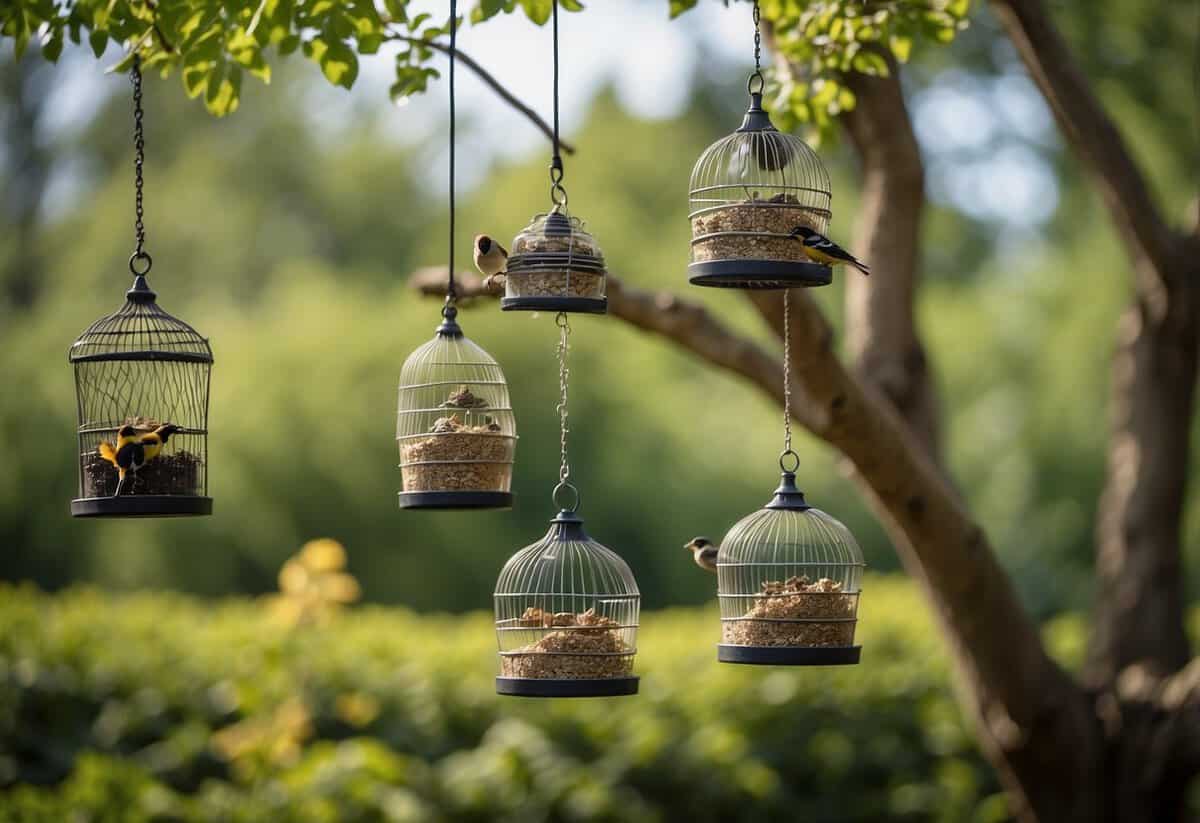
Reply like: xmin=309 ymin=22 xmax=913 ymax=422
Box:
xmin=396 ymin=307 xmax=516 ymax=510
xmin=688 ymin=1 xmax=834 ymax=289
xmin=69 ymin=277 xmax=213 ymax=517
xmin=503 ymin=208 xmax=607 ymax=314
xmin=495 ymin=506 xmax=640 ymax=697
xmin=717 ymin=469 xmax=864 ymax=665
xmin=500 ymin=0 xmax=606 ymax=315
xmin=69 ymin=55 xmax=213 ymax=519
xmin=396 ymin=2 xmax=515 ymax=511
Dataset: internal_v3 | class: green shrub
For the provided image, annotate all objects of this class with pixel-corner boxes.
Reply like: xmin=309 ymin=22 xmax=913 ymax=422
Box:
xmin=0 ymin=578 xmax=1012 ymax=821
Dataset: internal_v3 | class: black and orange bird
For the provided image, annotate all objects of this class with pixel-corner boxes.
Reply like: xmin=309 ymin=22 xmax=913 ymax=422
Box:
xmin=98 ymin=423 xmax=181 ymax=496
xmin=789 ymin=226 xmax=871 ymax=276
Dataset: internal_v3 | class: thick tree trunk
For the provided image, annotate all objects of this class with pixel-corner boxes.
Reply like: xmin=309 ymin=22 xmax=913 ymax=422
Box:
xmin=838 ymin=59 xmax=942 ymax=463
xmin=1088 ymin=252 xmax=1198 ymax=685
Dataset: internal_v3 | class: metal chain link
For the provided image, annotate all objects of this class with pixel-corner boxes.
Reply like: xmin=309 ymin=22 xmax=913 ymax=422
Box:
xmin=748 ymin=0 xmax=765 ymax=96
xmin=129 ymin=54 xmax=151 ymax=276
xmin=780 ymin=290 xmax=800 ymax=474
xmin=556 ymin=311 xmax=571 ymax=483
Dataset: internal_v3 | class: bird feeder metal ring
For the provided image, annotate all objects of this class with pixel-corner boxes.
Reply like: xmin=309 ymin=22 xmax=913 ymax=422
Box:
xmin=128 ymin=251 xmax=152 ymax=276
xmin=747 ymin=70 xmax=765 ymax=96
xmin=552 ymin=480 xmax=580 ymax=514
xmin=779 ymin=448 xmax=801 ymax=473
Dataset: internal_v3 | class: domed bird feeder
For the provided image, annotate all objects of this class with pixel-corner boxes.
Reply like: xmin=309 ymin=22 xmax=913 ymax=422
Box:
xmin=69 ymin=55 xmax=213 ymax=519
xmin=688 ymin=0 xmax=834 ymax=289
xmin=397 ymin=5 xmax=515 ymax=511
xmin=396 ymin=306 xmax=516 ymax=510
xmin=502 ymin=208 xmax=607 ymax=314
xmin=495 ymin=503 xmax=640 ymax=697
xmin=717 ymin=469 xmax=864 ymax=665
xmin=500 ymin=0 xmax=606 ymax=315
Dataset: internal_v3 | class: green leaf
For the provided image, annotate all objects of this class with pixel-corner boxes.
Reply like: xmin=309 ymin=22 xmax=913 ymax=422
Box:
xmin=315 ymin=37 xmax=358 ymax=89
xmin=41 ymin=28 xmax=63 ymax=62
xmin=850 ymin=50 xmax=889 ymax=77
xmin=518 ymin=0 xmax=551 ymax=25
xmin=204 ymin=62 xmax=242 ymax=116
xmin=278 ymin=33 xmax=301 ymax=55
xmin=888 ymin=34 xmax=912 ymax=63
xmin=88 ymin=29 xmax=107 ymax=58
xmin=357 ymin=33 xmax=383 ymax=54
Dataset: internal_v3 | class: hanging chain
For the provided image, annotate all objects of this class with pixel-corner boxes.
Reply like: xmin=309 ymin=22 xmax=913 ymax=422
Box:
xmin=444 ymin=0 xmax=458 ymax=312
xmin=780 ymin=290 xmax=800 ymax=474
xmin=548 ymin=0 xmax=567 ymax=208
xmin=552 ymin=311 xmax=580 ymax=512
xmin=748 ymin=0 xmax=764 ymax=95
xmin=128 ymin=54 xmax=152 ymax=276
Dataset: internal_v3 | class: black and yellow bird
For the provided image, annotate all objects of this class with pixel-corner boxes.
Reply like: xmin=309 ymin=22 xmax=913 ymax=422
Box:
xmin=789 ymin=226 xmax=871 ymax=276
xmin=98 ymin=423 xmax=181 ymax=496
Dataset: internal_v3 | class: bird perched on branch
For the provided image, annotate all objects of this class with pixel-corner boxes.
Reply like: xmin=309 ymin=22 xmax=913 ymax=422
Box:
xmin=789 ymin=226 xmax=870 ymax=276
xmin=685 ymin=537 xmax=719 ymax=573
xmin=98 ymin=423 xmax=181 ymax=496
xmin=473 ymin=234 xmax=508 ymax=284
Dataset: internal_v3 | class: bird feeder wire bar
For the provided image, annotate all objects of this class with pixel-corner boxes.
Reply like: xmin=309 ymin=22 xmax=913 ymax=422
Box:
xmin=446 ymin=0 xmax=458 ymax=306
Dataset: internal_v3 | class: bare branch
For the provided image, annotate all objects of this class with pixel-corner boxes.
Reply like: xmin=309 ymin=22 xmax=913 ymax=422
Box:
xmin=409 ymin=268 xmax=784 ymax=398
xmin=389 ymin=34 xmax=575 ymax=155
xmin=987 ymin=0 xmax=1176 ymax=280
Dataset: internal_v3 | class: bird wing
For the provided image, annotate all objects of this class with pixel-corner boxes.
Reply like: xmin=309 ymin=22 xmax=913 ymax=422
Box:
xmin=803 ymin=233 xmax=856 ymax=263
xmin=138 ymin=433 xmax=165 ymax=462
xmin=498 ymin=242 xmax=508 ymax=258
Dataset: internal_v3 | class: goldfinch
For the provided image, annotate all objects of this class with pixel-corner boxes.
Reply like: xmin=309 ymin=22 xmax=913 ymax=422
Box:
xmin=473 ymin=235 xmax=508 ymax=281
xmin=684 ymin=537 xmax=719 ymax=573
xmin=97 ymin=423 xmax=180 ymax=496
xmin=790 ymin=226 xmax=870 ymax=275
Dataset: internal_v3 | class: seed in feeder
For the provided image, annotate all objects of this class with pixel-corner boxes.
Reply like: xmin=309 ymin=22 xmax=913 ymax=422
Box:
xmin=501 ymin=608 xmax=633 ymax=680
xmin=722 ymin=576 xmax=857 ymax=648
xmin=441 ymin=385 xmax=488 ymax=410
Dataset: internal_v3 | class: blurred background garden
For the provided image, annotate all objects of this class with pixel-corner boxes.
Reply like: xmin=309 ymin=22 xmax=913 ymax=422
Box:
xmin=0 ymin=0 xmax=1196 ymax=819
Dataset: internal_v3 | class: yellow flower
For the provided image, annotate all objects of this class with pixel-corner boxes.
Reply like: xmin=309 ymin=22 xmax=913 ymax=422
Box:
xmin=299 ymin=539 xmax=347 ymax=572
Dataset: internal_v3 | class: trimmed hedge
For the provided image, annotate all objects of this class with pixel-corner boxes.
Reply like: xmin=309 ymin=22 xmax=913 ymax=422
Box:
xmin=0 ymin=579 xmax=1013 ymax=821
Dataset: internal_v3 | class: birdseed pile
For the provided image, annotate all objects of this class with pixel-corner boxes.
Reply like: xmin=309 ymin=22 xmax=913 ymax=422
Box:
xmin=508 ymin=232 xmax=604 ymax=299
xmin=500 ymin=607 xmax=634 ymax=679
xmin=401 ymin=385 xmax=512 ymax=492
xmin=84 ymin=417 xmax=201 ymax=498
xmin=722 ymin=576 xmax=857 ymax=647
xmin=691 ymin=195 xmax=824 ymax=263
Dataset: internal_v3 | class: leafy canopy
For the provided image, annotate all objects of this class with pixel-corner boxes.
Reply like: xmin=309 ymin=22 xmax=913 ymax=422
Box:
xmin=3 ymin=0 xmax=967 ymax=124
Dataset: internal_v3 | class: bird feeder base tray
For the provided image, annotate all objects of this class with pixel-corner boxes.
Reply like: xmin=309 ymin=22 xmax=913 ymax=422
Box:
xmin=717 ymin=644 xmax=861 ymax=666
xmin=501 ymin=297 xmax=607 ymax=315
xmin=495 ymin=676 xmax=639 ymax=698
xmin=688 ymin=260 xmax=832 ymax=289
xmin=70 ymin=495 xmax=213 ymax=518
xmin=398 ymin=491 xmax=513 ymax=510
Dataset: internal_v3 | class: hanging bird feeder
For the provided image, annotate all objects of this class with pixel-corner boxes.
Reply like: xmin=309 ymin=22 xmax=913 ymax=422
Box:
xmin=501 ymin=0 xmax=607 ymax=315
xmin=494 ymin=309 xmax=640 ymax=697
xmin=69 ymin=55 xmax=213 ymax=518
xmin=715 ymin=293 xmax=864 ymax=665
xmin=688 ymin=0 xmax=834 ymax=289
xmin=396 ymin=4 xmax=515 ymax=511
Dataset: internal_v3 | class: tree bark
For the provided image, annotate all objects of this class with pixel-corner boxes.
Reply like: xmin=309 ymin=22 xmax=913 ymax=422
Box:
xmin=987 ymin=0 xmax=1199 ymax=689
xmin=838 ymin=58 xmax=942 ymax=463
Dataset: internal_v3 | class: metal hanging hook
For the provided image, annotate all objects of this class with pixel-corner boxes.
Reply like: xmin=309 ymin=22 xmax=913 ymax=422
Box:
xmin=553 ymin=310 xmax=579 ymax=511
xmin=747 ymin=0 xmax=765 ymax=96
xmin=129 ymin=53 xmax=151 ymax=276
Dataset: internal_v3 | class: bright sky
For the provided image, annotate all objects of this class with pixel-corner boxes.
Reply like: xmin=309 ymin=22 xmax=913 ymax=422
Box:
xmin=36 ymin=0 xmax=1058 ymax=228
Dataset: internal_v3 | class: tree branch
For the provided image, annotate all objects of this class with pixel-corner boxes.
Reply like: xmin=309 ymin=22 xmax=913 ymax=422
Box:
xmin=987 ymin=0 xmax=1176 ymax=280
xmin=389 ymin=34 xmax=575 ymax=155
xmin=837 ymin=54 xmax=942 ymax=463
xmin=410 ymin=268 xmax=784 ymax=395
xmin=410 ymin=268 xmax=1099 ymax=820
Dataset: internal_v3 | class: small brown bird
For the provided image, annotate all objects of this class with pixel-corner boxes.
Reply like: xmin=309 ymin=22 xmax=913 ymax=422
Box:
xmin=684 ymin=537 xmax=719 ymax=573
xmin=473 ymin=234 xmax=508 ymax=281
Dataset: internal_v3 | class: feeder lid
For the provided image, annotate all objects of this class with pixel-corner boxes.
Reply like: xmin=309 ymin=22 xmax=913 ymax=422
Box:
xmin=510 ymin=209 xmax=606 ymax=268
xmin=736 ymin=92 xmax=778 ymax=133
xmin=764 ymin=472 xmax=811 ymax=511
xmin=69 ymin=283 xmax=212 ymax=364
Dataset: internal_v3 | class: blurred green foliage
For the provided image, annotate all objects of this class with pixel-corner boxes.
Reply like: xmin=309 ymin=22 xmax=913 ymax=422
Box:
xmin=0 ymin=577 xmax=1018 ymax=821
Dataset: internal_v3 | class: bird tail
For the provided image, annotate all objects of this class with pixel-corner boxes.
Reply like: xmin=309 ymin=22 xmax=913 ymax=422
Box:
xmin=852 ymin=258 xmax=870 ymax=276
xmin=98 ymin=441 xmax=117 ymax=465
